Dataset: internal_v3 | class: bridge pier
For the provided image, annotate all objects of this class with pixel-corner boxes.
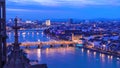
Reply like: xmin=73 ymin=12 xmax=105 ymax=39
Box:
xmin=25 ymin=46 xmax=29 ymax=49
xmin=66 ymin=45 xmax=69 ymax=47
xmin=37 ymin=45 xmax=40 ymax=48
xmin=37 ymin=45 xmax=42 ymax=49
xmin=73 ymin=44 xmax=76 ymax=47
xmin=50 ymin=45 xmax=53 ymax=48
xmin=8 ymin=41 xmax=77 ymax=49
xmin=69 ymin=44 xmax=75 ymax=47
xmin=60 ymin=44 xmax=64 ymax=47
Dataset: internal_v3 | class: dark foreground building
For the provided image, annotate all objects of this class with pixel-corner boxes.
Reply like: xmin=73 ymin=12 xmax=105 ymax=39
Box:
xmin=0 ymin=0 xmax=47 ymax=68
xmin=0 ymin=0 xmax=7 ymax=67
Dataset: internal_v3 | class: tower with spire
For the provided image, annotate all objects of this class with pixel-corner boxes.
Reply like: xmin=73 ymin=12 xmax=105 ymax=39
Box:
xmin=4 ymin=17 xmax=30 ymax=68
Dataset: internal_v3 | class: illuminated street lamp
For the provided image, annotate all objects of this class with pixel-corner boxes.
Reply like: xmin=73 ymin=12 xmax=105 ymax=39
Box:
xmin=103 ymin=44 xmax=106 ymax=50
xmin=103 ymin=45 xmax=106 ymax=47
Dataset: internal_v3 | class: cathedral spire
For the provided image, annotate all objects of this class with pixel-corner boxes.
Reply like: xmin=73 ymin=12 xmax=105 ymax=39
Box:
xmin=12 ymin=17 xmax=21 ymax=50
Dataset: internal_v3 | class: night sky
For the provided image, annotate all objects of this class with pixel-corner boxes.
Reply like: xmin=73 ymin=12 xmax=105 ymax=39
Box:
xmin=6 ymin=0 xmax=120 ymax=20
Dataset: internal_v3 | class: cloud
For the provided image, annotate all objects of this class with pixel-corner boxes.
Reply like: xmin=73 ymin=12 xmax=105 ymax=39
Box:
xmin=6 ymin=8 xmax=66 ymax=13
xmin=7 ymin=0 xmax=60 ymax=6
xmin=7 ymin=0 xmax=120 ymax=6
xmin=7 ymin=8 xmax=35 ymax=12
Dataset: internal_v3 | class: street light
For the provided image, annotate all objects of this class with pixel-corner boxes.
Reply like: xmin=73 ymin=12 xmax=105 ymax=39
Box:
xmin=103 ymin=45 xmax=106 ymax=50
xmin=103 ymin=45 xmax=106 ymax=47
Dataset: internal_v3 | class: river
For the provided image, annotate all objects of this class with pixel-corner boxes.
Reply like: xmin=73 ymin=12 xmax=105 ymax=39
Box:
xmin=7 ymin=30 xmax=120 ymax=68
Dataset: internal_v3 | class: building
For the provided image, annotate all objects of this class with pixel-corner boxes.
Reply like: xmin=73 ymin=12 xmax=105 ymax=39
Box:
xmin=45 ymin=19 xmax=51 ymax=26
xmin=72 ymin=33 xmax=83 ymax=42
xmin=4 ymin=18 xmax=48 ymax=68
xmin=26 ymin=20 xmax=32 ymax=23
xmin=68 ymin=18 xmax=73 ymax=24
xmin=0 ymin=0 xmax=7 ymax=68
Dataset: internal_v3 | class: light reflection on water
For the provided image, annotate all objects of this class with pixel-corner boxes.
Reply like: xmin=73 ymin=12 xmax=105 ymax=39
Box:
xmin=24 ymin=47 xmax=120 ymax=68
xmin=7 ymin=30 xmax=120 ymax=68
xmin=7 ymin=31 xmax=50 ymax=43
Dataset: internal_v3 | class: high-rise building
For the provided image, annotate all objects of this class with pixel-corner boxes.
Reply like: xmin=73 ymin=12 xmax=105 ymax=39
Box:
xmin=45 ymin=19 xmax=51 ymax=26
xmin=67 ymin=18 xmax=73 ymax=25
xmin=69 ymin=18 xmax=73 ymax=24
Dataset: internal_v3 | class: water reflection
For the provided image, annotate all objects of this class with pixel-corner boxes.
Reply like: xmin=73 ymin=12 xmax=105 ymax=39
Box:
xmin=101 ymin=54 xmax=105 ymax=63
xmin=108 ymin=55 xmax=110 ymax=59
xmin=7 ymin=30 xmax=51 ymax=43
xmin=111 ymin=56 xmax=113 ymax=59
xmin=93 ymin=52 xmax=96 ymax=58
xmin=37 ymin=32 xmax=39 ymax=35
xmin=81 ymin=48 xmax=84 ymax=53
xmin=37 ymin=49 xmax=41 ymax=58
xmin=93 ymin=52 xmax=96 ymax=56
xmin=7 ymin=30 xmax=120 ymax=68
xmin=87 ymin=50 xmax=90 ymax=54
xmin=24 ymin=47 xmax=120 ymax=68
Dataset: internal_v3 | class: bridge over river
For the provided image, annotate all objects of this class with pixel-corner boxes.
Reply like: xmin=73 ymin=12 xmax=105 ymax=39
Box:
xmin=7 ymin=40 xmax=80 ymax=48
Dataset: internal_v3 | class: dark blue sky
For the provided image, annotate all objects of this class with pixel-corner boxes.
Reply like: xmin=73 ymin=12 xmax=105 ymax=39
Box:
xmin=6 ymin=0 xmax=120 ymax=20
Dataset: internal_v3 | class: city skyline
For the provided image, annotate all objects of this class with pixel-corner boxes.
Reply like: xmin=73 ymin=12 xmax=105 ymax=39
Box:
xmin=1 ymin=0 xmax=120 ymax=68
xmin=7 ymin=0 xmax=120 ymax=20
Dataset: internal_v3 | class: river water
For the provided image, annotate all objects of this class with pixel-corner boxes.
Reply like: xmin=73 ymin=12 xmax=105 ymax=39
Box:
xmin=7 ymin=30 xmax=120 ymax=68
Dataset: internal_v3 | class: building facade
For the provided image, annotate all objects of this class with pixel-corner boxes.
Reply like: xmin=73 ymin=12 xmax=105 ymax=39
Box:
xmin=0 ymin=0 xmax=7 ymax=68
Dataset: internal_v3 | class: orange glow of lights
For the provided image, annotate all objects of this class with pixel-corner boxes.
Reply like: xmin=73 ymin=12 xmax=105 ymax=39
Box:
xmin=101 ymin=54 xmax=105 ymax=58
xmin=45 ymin=48 xmax=49 ymax=55
xmin=110 ymin=56 xmax=113 ymax=59
xmin=37 ymin=49 xmax=41 ymax=58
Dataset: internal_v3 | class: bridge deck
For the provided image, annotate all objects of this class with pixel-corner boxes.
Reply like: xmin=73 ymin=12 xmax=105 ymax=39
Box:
xmin=7 ymin=41 xmax=78 ymax=47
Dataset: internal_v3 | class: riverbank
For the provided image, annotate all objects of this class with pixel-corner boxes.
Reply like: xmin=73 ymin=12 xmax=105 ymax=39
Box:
xmin=77 ymin=46 xmax=120 ymax=58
